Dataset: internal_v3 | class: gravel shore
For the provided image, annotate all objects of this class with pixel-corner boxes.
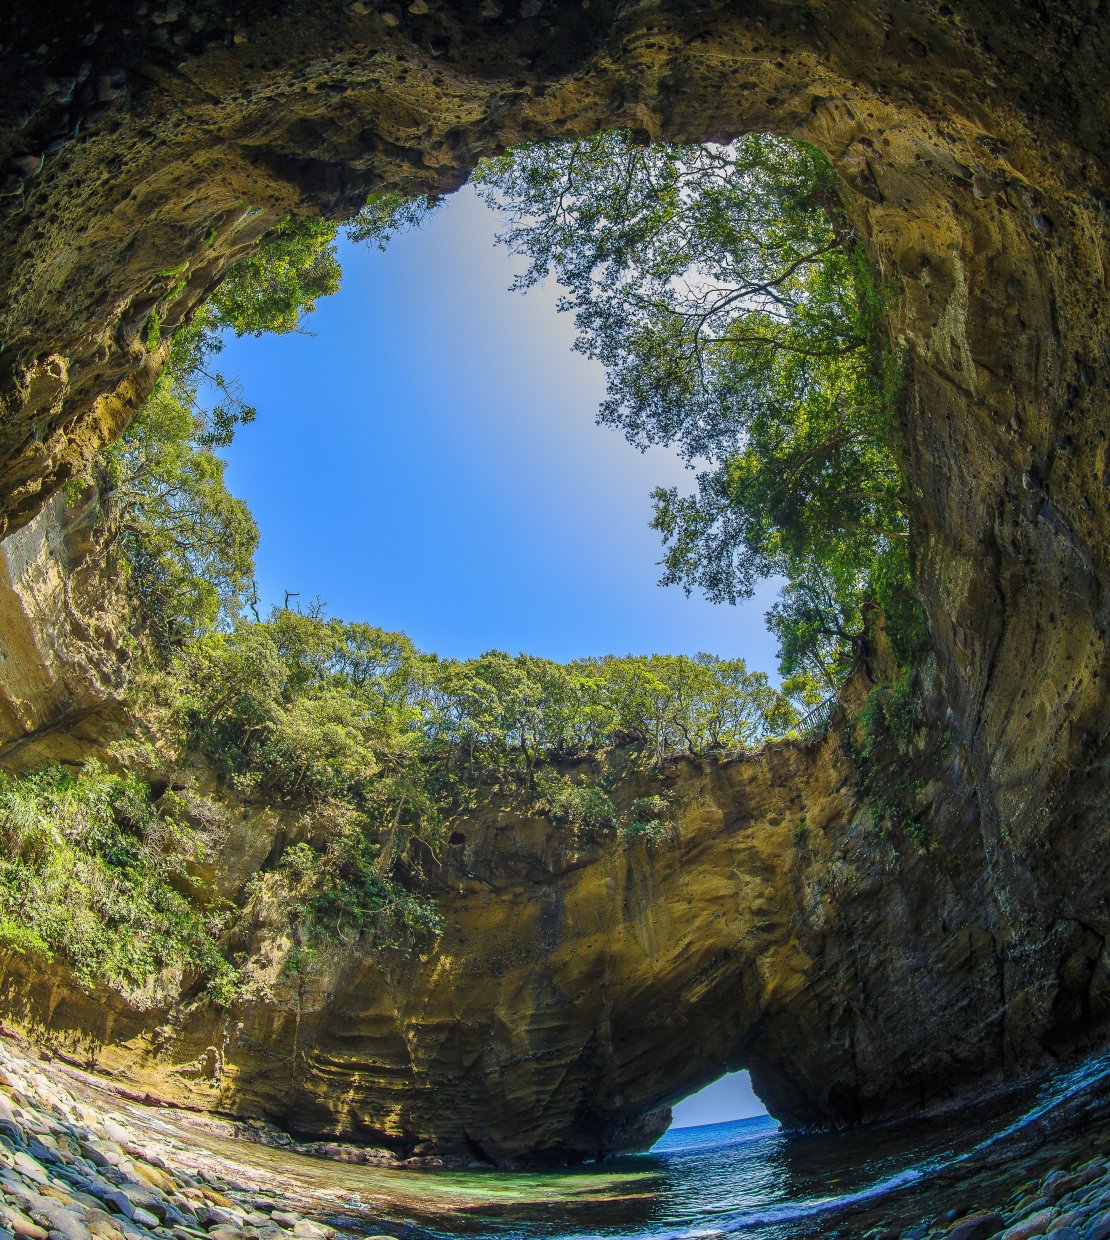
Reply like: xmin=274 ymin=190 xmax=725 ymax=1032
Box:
xmin=883 ymin=1154 xmax=1110 ymax=1240
xmin=0 ymin=1033 xmax=398 ymax=1240
xmin=2 ymin=1027 xmax=1109 ymax=1240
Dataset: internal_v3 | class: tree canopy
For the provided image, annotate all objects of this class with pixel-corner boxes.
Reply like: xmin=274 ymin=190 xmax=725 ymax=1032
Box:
xmin=101 ymin=130 xmax=919 ymax=728
xmin=90 ymin=216 xmax=341 ymax=652
xmin=171 ymin=607 xmax=796 ymax=807
xmin=472 ymin=130 xmax=914 ymax=693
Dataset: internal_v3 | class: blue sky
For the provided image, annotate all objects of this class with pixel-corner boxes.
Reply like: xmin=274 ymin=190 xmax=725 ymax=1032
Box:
xmin=214 ymin=185 xmax=782 ymax=670
xmin=211 ymin=186 xmax=776 ymax=1128
xmin=670 ymin=1071 xmax=768 ymax=1129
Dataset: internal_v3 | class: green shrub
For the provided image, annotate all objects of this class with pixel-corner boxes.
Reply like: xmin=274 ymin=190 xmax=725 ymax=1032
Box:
xmin=850 ymin=671 xmax=930 ymax=841
xmin=143 ymin=310 xmax=162 ymax=351
xmin=279 ymin=841 xmax=320 ymax=880
xmin=541 ymin=779 xmax=620 ymax=834
xmin=621 ymin=795 xmax=670 ymax=846
xmin=0 ymin=762 xmax=233 ymax=990
xmin=305 ymin=829 xmax=443 ymax=953
xmin=0 ymin=917 xmax=51 ymax=960
xmin=537 ymin=780 xmax=672 ymax=847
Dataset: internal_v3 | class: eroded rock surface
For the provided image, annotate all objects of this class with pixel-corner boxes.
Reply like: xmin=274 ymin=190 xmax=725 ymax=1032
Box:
xmin=0 ymin=549 xmax=1105 ymax=1165
xmin=0 ymin=0 xmax=1107 ymax=1165
xmin=0 ymin=490 xmax=132 ymax=768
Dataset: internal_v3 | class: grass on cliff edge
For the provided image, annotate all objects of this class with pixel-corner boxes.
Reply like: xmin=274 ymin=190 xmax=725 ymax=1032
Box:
xmin=14 ymin=128 xmax=928 ymax=995
xmin=0 ymin=762 xmax=240 ymax=999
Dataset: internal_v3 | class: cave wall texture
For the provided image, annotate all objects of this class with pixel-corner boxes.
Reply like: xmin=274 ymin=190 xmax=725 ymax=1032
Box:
xmin=0 ymin=0 xmax=1108 ymax=1164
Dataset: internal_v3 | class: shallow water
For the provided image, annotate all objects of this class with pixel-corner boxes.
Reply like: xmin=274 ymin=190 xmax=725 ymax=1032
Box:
xmin=130 ymin=1052 xmax=1110 ymax=1238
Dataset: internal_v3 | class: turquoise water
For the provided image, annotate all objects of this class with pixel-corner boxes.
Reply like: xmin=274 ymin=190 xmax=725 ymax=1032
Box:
xmin=314 ymin=1052 xmax=1110 ymax=1238
xmin=149 ymin=1053 xmax=1109 ymax=1238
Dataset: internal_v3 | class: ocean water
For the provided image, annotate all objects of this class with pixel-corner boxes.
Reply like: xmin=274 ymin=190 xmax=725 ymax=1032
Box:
xmin=336 ymin=1053 xmax=1110 ymax=1239
xmin=137 ymin=1052 xmax=1110 ymax=1239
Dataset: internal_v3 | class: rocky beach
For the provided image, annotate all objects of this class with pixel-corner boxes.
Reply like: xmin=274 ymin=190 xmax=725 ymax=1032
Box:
xmin=2 ymin=1027 xmax=1110 ymax=1240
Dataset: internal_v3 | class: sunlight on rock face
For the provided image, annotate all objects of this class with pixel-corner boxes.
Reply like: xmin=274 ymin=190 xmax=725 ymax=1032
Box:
xmin=0 ymin=0 xmax=1106 ymax=1199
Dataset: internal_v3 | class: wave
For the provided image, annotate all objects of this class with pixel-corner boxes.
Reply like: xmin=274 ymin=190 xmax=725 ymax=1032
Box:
xmin=560 ymin=1051 xmax=1110 ymax=1240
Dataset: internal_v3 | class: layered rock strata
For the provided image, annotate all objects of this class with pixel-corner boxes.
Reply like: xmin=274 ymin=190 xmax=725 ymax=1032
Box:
xmin=0 ymin=494 xmax=1105 ymax=1164
xmin=0 ymin=0 xmax=1106 ymax=1164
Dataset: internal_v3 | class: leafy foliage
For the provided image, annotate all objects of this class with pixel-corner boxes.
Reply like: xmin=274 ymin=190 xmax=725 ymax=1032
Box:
xmin=90 ymin=217 xmax=342 ymax=654
xmin=91 ymin=371 xmax=259 ymax=654
xmin=64 ymin=134 xmax=935 ymax=991
xmin=475 ymin=131 xmax=917 ymax=692
xmin=302 ymin=828 xmax=444 ymax=949
xmin=0 ymin=762 xmax=237 ymax=994
xmin=848 ymin=671 xmax=930 ymax=842
xmin=537 ymin=779 xmax=671 ymax=846
xmin=346 ymin=193 xmax=441 ymax=250
xmin=166 ymin=609 xmax=797 ymax=810
xmin=206 ymin=216 xmax=341 ymax=337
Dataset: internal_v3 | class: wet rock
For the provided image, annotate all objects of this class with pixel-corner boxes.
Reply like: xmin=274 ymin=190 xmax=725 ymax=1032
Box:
xmin=98 ymin=1122 xmax=129 ymax=1150
xmin=1 ymin=1209 xmax=47 ymax=1240
xmin=11 ymin=1152 xmax=49 ymax=1184
xmin=291 ymin=1222 xmax=330 ymax=1239
xmin=1085 ymin=1216 xmax=1110 ymax=1240
xmin=22 ymin=1199 xmax=90 ymax=1240
xmin=948 ymin=1213 xmax=1007 ymax=1240
xmin=1004 ymin=1208 xmax=1059 ymax=1238
xmin=79 ymin=1143 xmax=124 ymax=1171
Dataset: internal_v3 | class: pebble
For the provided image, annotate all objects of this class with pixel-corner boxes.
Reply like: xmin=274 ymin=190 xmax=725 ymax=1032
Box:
xmin=947 ymin=1211 xmax=1006 ymax=1239
xmin=0 ymin=1035 xmax=1107 ymax=1240
xmin=3 ymin=1210 xmax=46 ymax=1240
xmin=869 ymin=1119 xmax=1110 ymax=1239
xmin=1003 ymin=1209 xmax=1060 ymax=1239
xmin=292 ymin=1222 xmax=330 ymax=1239
xmin=15 ymin=1163 xmax=53 ymax=1190
xmin=0 ymin=1041 xmax=361 ymax=1240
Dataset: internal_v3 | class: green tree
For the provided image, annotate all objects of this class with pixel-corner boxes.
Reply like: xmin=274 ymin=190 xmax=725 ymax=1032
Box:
xmin=206 ymin=215 xmax=341 ymax=338
xmin=95 ymin=217 xmax=342 ymax=653
xmin=346 ymin=193 xmax=441 ymax=250
xmin=475 ymin=130 xmax=912 ymax=686
xmin=94 ymin=365 xmax=259 ymax=653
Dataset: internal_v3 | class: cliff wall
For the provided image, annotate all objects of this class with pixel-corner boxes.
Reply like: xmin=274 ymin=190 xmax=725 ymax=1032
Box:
xmin=0 ymin=0 xmax=1106 ymax=1165
xmin=0 ymin=498 xmax=1105 ymax=1165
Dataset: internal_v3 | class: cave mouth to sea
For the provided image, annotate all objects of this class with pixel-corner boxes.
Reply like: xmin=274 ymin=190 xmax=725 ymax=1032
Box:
xmin=0 ymin=2 xmax=1106 ymax=1238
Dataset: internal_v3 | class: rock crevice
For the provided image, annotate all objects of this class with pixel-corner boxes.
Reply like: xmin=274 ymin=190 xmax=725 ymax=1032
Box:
xmin=0 ymin=0 xmax=1107 ymax=1165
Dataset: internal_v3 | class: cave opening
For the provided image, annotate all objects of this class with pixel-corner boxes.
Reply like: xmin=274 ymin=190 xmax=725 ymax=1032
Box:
xmin=664 ymin=1070 xmax=770 ymax=1134
xmin=111 ymin=126 xmax=896 ymax=716
xmin=0 ymin=127 xmax=922 ymax=1156
xmin=206 ymin=178 xmax=782 ymax=665
xmin=0 ymin=0 xmax=1106 ymax=1192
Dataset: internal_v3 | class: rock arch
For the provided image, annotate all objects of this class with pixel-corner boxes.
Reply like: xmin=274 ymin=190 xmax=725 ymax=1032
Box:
xmin=0 ymin=1 xmax=1107 ymax=1162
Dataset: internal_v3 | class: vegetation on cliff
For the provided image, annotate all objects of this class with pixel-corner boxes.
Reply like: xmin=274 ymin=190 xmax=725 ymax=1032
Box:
xmin=165 ymin=606 xmax=793 ymax=791
xmin=4 ymin=131 xmax=929 ymax=993
xmin=98 ymin=131 xmax=916 ymax=704
xmin=472 ymin=131 xmax=914 ymax=697
xmin=86 ymin=217 xmax=341 ymax=654
xmin=0 ymin=762 xmax=238 ymax=997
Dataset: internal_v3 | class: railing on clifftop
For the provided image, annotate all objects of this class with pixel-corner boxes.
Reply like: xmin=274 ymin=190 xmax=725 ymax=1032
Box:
xmin=797 ymin=694 xmax=836 ymax=738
